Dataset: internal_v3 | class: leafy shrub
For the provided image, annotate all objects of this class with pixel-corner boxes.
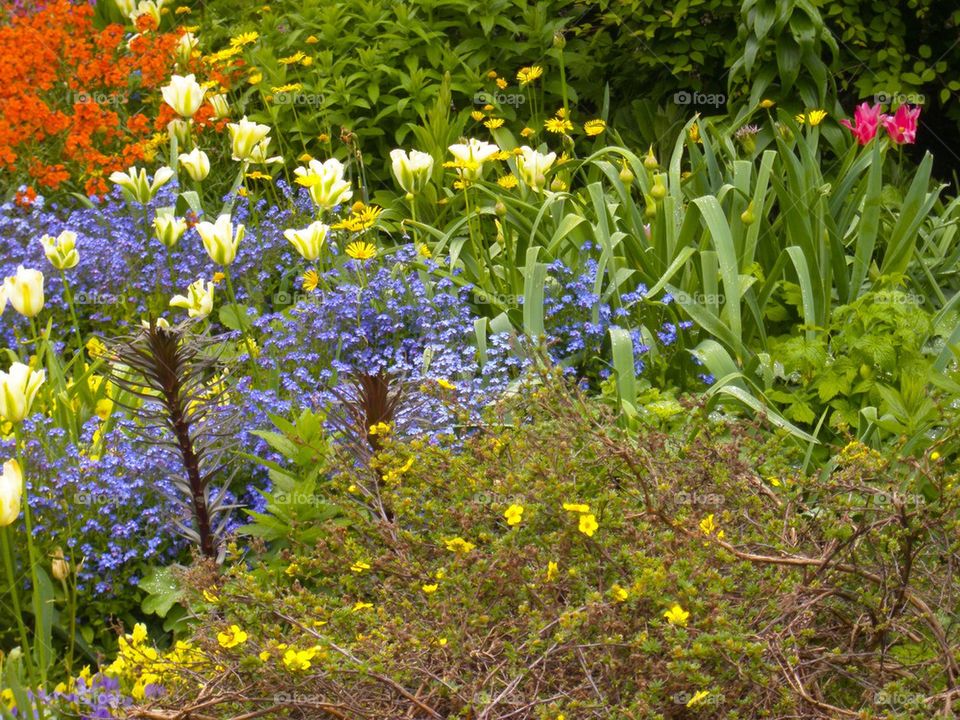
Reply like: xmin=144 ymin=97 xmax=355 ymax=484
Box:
xmin=108 ymin=377 xmax=960 ymax=718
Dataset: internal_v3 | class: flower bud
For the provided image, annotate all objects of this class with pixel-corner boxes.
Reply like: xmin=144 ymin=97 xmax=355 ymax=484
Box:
xmin=643 ymin=146 xmax=658 ymax=170
xmin=650 ymin=174 xmax=667 ymax=200
xmin=618 ymin=163 xmax=634 ymax=185
xmin=39 ymin=230 xmax=80 ymax=270
xmin=740 ymin=201 xmax=756 ymax=225
xmin=178 ymin=147 xmax=210 ymax=182
xmin=51 ymin=547 xmax=70 ymax=581
xmin=153 ymin=213 xmax=188 ymax=248
xmin=196 ymin=215 xmax=243 ymax=266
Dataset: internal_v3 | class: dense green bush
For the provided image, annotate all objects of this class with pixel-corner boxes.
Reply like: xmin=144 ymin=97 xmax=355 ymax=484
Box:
xmin=108 ymin=377 xmax=960 ymax=719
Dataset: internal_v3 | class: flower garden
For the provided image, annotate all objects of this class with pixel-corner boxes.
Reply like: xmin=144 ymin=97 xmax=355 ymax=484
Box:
xmin=1 ymin=0 xmax=960 ymax=718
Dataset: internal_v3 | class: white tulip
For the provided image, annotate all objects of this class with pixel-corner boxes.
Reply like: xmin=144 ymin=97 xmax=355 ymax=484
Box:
xmin=108 ymin=166 xmax=175 ymax=205
xmin=161 ymin=74 xmax=207 ymax=118
xmin=227 ymin=116 xmax=272 ymax=162
xmin=390 ymin=149 xmax=434 ymax=196
xmin=153 ymin=214 xmax=188 ymax=248
xmin=39 ymin=230 xmax=80 ymax=270
xmin=0 ymin=362 xmax=45 ymax=423
xmin=293 ymin=158 xmax=353 ymax=211
xmin=208 ymin=93 xmax=229 ymax=120
xmin=170 ymin=279 xmax=215 ymax=319
xmin=0 ymin=459 xmax=22 ymax=527
xmin=448 ymin=138 xmax=500 ymax=180
xmin=178 ymin=148 xmax=210 ymax=182
xmin=3 ymin=266 xmax=44 ymax=318
xmin=195 ymin=215 xmax=243 ymax=266
xmin=283 ymin=221 xmax=329 ymax=261
xmin=515 ymin=145 xmax=557 ymax=192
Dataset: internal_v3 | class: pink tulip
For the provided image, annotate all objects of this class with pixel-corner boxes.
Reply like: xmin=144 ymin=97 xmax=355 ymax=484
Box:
xmin=881 ymin=105 xmax=921 ymax=144
xmin=840 ymin=102 xmax=884 ymax=145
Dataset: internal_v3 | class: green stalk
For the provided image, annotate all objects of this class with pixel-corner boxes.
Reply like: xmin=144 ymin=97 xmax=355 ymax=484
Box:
xmin=0 ymin=528 xmax=37 ymax=688
xmin=59 ymin=271 xmax=84 ymax=356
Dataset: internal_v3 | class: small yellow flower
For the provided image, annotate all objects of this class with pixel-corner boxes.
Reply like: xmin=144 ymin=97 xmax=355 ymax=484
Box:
xmin=687 ymin=690 xmax=710 ymax=707
xmin=175 ymin=5 xmax=192 ymax=13
xmin=483 ymin=103 xmax=495 ymax=112
xmin=516 ymin=65 xmax=543 ymax=85
xmin=663 ymin=604 xmax=689 ymax=627
xmin=436 ymin=637 xmax=448 ymax=646
xmin=611 ymin=584 xmax=629 ymax=602
xmin=319 ymin=132 xmax=330 ymax=143
xmin=230 ymin=31 xmax=259 ymax=47
xmin=279 ymin=51 xmax=306 ymax=65
xmin=350 ymin=560 xmax=371 ymax=573
xmin=486 ymin=70 xmax=498 ymax=79
xmin=298 ymin=152 xmax=314 ymax=163
xmin=247 ymin=72 xmax=262 ymax=85
xmin=352 ymin=601 xmax=373 ymax=612
xmin=86 ymin=337 xmax=107 ymax=358
xmin=806 ymin=109 xmax=827 ymax=126
xmin=520 ymin=127 xmax=535 ymax=138
xmin=258 ymin=650 xmax=271 ymax=661
xmin=484 ymin=118 xmax=504 ymax=129
xmin=301 ymin=56 xmax=313 ymax=67
xmin=562 ymin=502 xmax=590 ymax=513
xmin=444 ymin=537 xmax=475 ymax=554
xmin=760 ymin=98 xmax=775 ymax=108
xmin=688 ymin=123 xmax=701 ymax=143
xmin=368 ymin=421 xmax=392 ymax=436
xmin=217 ymin=624 xmax=248 ymax=648
xmin=131 ymin=623 xmax=148 ymax=645
xmin=471 ymin=110 xmax=485 ymax=122
xmin=546 ymin=561 xmax=559 ymax=581
xmin=302 ymin=269 xmax=320 ymax=293
xmin=285 ymin=562 xmax=299 ymax=576
xmin=578 ymin=513 xmax=598 ymax=537
xmin=931 ymin=451 xmax=941 ymax=461
xmin=417 ymin=243 xmax=432 ymax=259
xmin=544 ymin=117 xmax=573 ymax=134
xmin=496 ymin=77 xmax=508 ymax=89
xmin=583 ymin=119 xmax=606 ymax=136
xmin=202 ymin=589 xmax=219 ymax=603
xmin=497 ymin=174 xmax=518 ymax=188
xmin=306 ymin=35 xmax=318 ymax=44
xmin=436 ymin=378 xmax=456 ymax=391
xmin=345 ymin=241 xmax=377 ymax=261
xmin=282 ymin=646 xmax=318 ymax=671
xmin=503 ymin=504 xmax=524 ymax=526
xmin=421 ymin=583 xmax=439 ymax=594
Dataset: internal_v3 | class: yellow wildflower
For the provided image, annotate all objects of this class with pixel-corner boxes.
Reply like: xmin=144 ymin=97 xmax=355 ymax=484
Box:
xmin=345 ymin=241 xmax=377 ymax=261
xmin=544 ymin=117 xmax=573 ymax=134
xmin=279 ymin=51 xmax=306 ymax=65
xmin=471 ymin=110 xmax=485 ymax=122
xmin=421 ymin=583 xmax=439 ymax=594
xmin=760 ymin=98 xmax=775 ymax=108
xmin=687 ymin=690 xmax=710 ymax=707
xmin=484 ymin=118 xmax=504 ymax=129
xmin=516 ymin=66 xmax=543 ymax=85
xmin=282 ymin=646 xmax=318 ymax=671
xmin=351 ymin=601 xmax=373 ymax=612
xmin=520 ymin=127 xmax=535 ymax=138
xmin=583 ymin=119 xmax=606 ymax=136
xmin=230 ymin=31 xmax=259 ymax=47
xmin=546 ymin=561 xmax=559 ymax=581
xmin=368 ymin=422 xmax=392 ymax=436
xmin=562 ymin=502 xmax=590 ymax=513
xmin=306 ymin=35 xmax=318 ymax=44
xmin=663 ymin=604 xmax=689 ymax=627
xmin=436 ymin=378 xmax=456 ymax=391
xmin=350 ymin=560 xmax=371 ymax=573
xmin=444 ymin=537 xmax=475 ymax=554
xmin=497 ymin=174 xmax=518 ymax=188
xmin=503 ymin=504 xmax=524 ymax=526
xmin=610 ymin=584 xmax=629 ymax=602
xmin=217 ymin=624 xmax=248 ymax=648
xmin=496 ymin=77 xmax=508 ymax=89
xmin=578 ymin=513 xmax=598 ymax=537
xmin=302 ymin=269 xmax=320 ymax=293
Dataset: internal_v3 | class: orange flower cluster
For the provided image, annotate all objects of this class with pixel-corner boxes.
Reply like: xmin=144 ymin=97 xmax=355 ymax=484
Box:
xmin=0 ymin=0 xmax=182 ymax=197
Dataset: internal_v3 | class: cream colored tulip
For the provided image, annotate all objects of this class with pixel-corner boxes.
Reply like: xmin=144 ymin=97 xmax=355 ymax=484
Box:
xmin=162 ymin=74 xmax=207 ymax=118
xmin=178 ymin=147 xmax=210 ymax=182
xmin=109 ymin=166 xmax=175 ymax=205
xmin=293 ymin=158 xmax=353 ymax=211
xmin=515 ymin=146 xmax=557 ymax=192
xmin=227 ymin=116 xmax=272 ymax=162
xmin=153 ymin=214 xmax=188 ymax=248
xmin=196 ymin=215 xmax=243 ymax=266
xmin=39 ymin=230 xmax=80 ymax=270
xmin=283 ymin=221 xmax=329 ymax=261
xmin=448 ymin=138 xmax=500 ymax=180
xmin=208 ymin=93 xmax=229 ymax=121
xmin=0 ymin=362 xmax=45 ymax=423
xmin=0 ymin=459 xmax=22 ymax=527
xmin=390 ymin=149 xmax=434 ymax=196
xmin=3 ymin=266 xmax=44 ymax=318
xmin=170 ymin=279 xmax=214 ymax=319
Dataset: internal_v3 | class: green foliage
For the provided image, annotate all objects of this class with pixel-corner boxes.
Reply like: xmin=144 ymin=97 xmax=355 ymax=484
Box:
xmin=132 ymin=379 xmax=960 ymax=718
